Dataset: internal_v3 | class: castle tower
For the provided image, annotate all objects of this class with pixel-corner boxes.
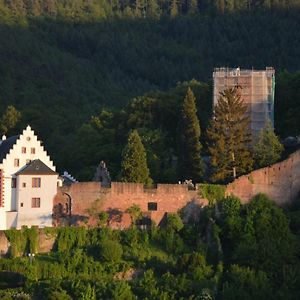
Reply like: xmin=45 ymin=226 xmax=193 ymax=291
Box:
xmin=213 ymin=67 xmax=275 ymax=136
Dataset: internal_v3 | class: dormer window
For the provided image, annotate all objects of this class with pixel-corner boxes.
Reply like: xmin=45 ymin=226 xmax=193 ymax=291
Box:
xmin=22 ymin=147 xmax=26 ymax=154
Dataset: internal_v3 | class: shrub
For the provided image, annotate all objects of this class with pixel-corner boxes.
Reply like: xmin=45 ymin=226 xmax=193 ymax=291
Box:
xmin=100 ymin=240 xmax=123 ymax=262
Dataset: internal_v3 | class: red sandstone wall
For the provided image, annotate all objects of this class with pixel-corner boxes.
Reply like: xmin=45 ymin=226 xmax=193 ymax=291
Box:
xmin=226 ymin=150 xmax=300 ymax=205
xmin=54 ymin=182 xmax=207 ymax=228
xmin=53 ymin=150 xmax=300 ymax=228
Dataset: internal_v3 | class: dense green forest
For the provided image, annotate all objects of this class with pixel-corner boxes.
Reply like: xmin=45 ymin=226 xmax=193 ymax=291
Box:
xmin=0 ymin=1 xmax=300 ymax=181
xmin=0 ymin=194 xmax=300 ymax=299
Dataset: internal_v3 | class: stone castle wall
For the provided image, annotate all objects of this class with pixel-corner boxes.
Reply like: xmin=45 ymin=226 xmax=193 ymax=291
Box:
xmin=226 ymin=150 xmax=300 ymax=205
xmin=54 ymin=182 xmax=208 ymax=228
xmin=53 ymin=150 xmax=300 ymax=228
xmin=1 ymin=150 xmax=300 ymax=254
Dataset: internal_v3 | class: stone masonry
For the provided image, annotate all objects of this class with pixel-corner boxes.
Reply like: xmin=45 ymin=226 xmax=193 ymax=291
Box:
xmin=226 ymin=149 xmax=300 ymax=205
xmin=54 ymin=182 xmax=208 ymax=228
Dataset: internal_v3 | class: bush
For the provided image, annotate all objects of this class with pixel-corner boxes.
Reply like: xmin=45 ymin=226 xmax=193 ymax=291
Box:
xmin=100 ymin=240 xmax=123 ymax=262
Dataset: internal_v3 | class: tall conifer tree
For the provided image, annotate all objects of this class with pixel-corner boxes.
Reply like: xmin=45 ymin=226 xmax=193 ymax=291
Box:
xmin=254 ymin=121 xmax=283 ymax=168
xmin=178 ymin=87 xmax=204 ymax=182
xmin=207 ymin=87 xmax=253 ymax=182
xmin=121 ymin=130 xmax=152 ymax=184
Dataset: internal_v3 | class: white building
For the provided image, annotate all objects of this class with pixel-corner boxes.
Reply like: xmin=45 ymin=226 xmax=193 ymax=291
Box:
xmin=0 ymin=126 xmax=58 ymax=230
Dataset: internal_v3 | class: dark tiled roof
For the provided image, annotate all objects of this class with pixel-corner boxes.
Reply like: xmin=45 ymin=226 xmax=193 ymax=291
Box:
xmin=15 ymin=159 xmax=57 ymax=176
xmin=0 ymin=135 xmax=19 ymax=164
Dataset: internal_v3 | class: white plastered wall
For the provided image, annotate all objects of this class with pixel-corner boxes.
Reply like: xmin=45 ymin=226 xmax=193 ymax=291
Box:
xmin=0 ymin=126 xmax=56 ymax=230
xmin=16 ymin=174 xmax=57 ymax=229
xmin=0 ymin=209 xmax=5 ymax=230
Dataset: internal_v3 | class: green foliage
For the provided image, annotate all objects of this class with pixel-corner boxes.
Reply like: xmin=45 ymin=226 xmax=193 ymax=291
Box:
xmin=126 ymin=204 xmax=142 ymax=226
xmin=207 ymin=87 xmax=253 ymax=182
xmin=166 ymin=213 xmax=184 ymax=232
xmin=178 ymin=252 xmax=213 ymax=280
xmin=221 ymin=265 xmax=271 ymax=300
xmin=178 ymin=87 xmax=204 ymax=182
xmin=98 ymin=211 xmax=109 ymax=228
xmin=56 ymin=227 xmax=87 ymax=252
xmin=0 ymin=105 xmax=21 ymax=135
xmin=0 ymin=215 xmax=299 ymax=299
xmin=199 ymin=184 xmax=226 ymax=205
xmin=222 ymin=194 xmax=298 ymax=282
xmin=121 ymin=130 xmax=152 ymax=184
xmin=254 ymin=121 xmax=284 ymax=168
xmin=5 ymin=227 xmax=39 ymax=258
xmin=0 ymin=8 xmax=298 ymax=181
xmin=275 ymin=71 xmax=300 ymax=137
xmin=106 ymin=281 xmax=136 ymax=300
xmin=100 ymin=239 xmax=123 ymax=262
xmin=219 ymin=196 xmax=242 ymax=241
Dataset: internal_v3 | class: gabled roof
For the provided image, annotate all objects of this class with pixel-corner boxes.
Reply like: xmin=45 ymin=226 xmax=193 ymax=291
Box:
xmin=15 ymin=159 xmax=57 ymax=176
xmin=0 ymin=135 xmax=19 ymax=164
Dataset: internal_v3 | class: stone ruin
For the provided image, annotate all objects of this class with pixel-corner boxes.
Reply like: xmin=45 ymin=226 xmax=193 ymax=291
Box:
xmin=93 ymin=161 xmax=111 ymax=187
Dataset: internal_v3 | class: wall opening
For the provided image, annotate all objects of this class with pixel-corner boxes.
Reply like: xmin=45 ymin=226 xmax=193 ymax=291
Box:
xmin=148 ymin=202 xmax=157 ymax=211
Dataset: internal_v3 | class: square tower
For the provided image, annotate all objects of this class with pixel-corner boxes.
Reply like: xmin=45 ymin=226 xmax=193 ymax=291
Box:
xmin=213 ymin=67 xmax=275 ymax=136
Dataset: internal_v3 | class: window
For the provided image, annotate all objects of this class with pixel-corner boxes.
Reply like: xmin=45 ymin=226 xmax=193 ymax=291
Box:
xmin=20 ymin=203 xmax=23 ymax=207
xmin=14 ymin=159 xmax=19 ymax=167
xmin=31 ymin=198 xmax=40 ymax=208
xmin=11 ymin=178 xmax=17 ymax=188
xmin=148 ymin=202 xmax=157 ymax=211
xmin=31 ymin=148 xmax=35 ymax=154
xmin=32 ymin=178 xmax=41 ymax=188
xmin=22 ymin=147 xmax=26 ymax=154
xmin=22 ymin=183 xmax=26 ymax=188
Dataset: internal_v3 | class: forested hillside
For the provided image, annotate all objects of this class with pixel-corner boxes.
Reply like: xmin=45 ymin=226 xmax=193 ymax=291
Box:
xmin=0 ymin=1 xmax=300 ymax=180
